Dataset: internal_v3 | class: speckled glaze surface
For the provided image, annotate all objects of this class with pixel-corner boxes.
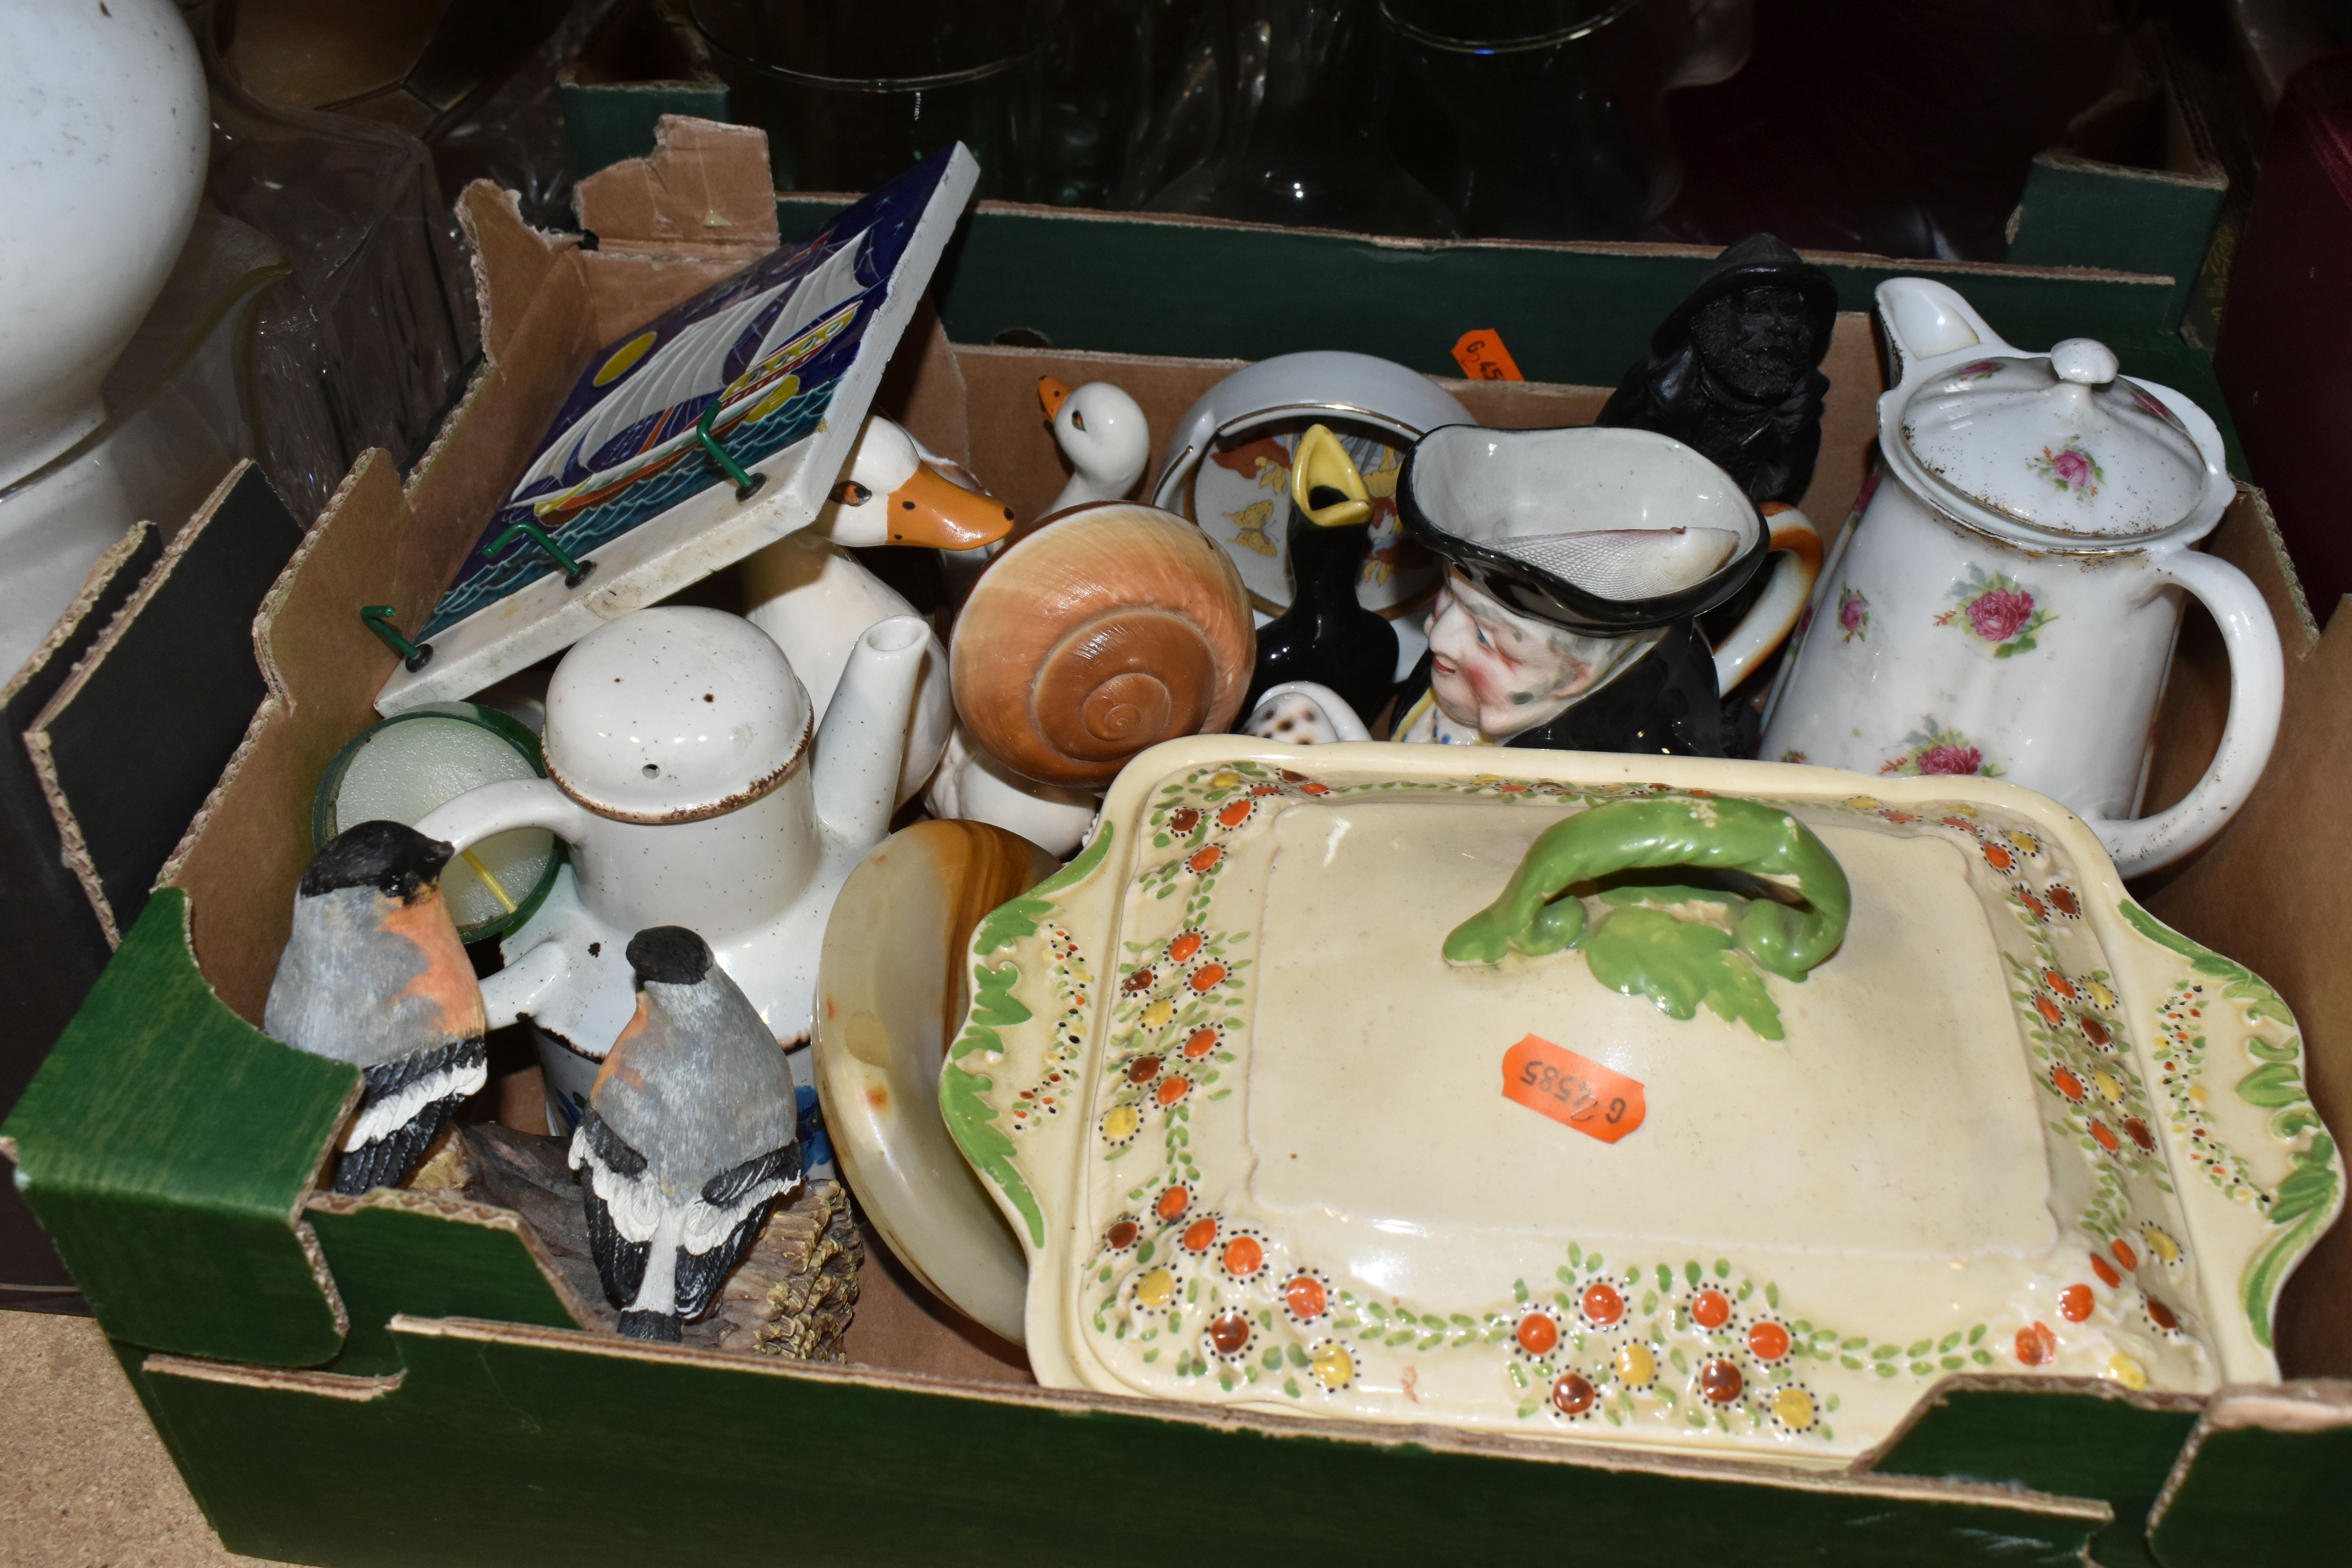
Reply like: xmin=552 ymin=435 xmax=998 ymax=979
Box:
xmin=414 ymin=608 xmax=927 ymax=1118
xmin=941 ymin=739 xmax=2338 ymax=1463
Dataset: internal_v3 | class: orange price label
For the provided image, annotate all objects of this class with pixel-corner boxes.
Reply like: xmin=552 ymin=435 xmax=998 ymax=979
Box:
xmin=1450 ymin=328 xmax=1525 ymax=382
xmin=1501 ymin=1034 xmax=1645 ymax=1143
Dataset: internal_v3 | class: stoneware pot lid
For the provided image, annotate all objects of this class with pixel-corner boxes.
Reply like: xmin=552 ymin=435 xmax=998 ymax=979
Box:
xmin=1897 ymin=338 xmax=2224 ymax=544
xmin=543 ymin=605 xmax=811 ymax=823
xmin=1398 ymin=425 xmax=1766 ymax=633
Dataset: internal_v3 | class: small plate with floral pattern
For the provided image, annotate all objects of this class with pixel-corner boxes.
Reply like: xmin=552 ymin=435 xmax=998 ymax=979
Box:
xmin=940 ymin=739 xmax=2339 ymax=1462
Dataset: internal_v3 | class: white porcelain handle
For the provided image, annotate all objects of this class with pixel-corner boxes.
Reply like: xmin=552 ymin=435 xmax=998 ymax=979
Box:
xmin=414 ymin=778 xmax=597 ymax=1033
xmin=1712 ymin=506 xmax=1824 ymax=695
xmin=1873 ymin=278 xmax=2013 ymax=386
xmin=414 ymin=776 xmax=596 ymax=858
xmin=2089 ymin=551 xmax=2284 ymax=877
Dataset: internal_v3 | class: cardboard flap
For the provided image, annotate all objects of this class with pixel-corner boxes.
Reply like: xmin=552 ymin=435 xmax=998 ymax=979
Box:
xmin=0 ymin=520 xmax=171 ymax=1293
xmin=25 ymin=465 xmax=304 ymax=947
xmin=0 ymin=889 xmax=353 ymax=1367
xmin=122 ymin=1309 xmax=2109 ymax=1568
xmin=301 ymin=1191 xmax=593 ymax=1379
xmin=2148 ymin=1381 xmax=2352 ymax=1565
xmin=457 ymin=181 xmax=584 ymax=370
xmin=1869 ymin=1383 xmax=2202 ymax=1568
xmin=572 ymin=116 xmax=780 ymax=260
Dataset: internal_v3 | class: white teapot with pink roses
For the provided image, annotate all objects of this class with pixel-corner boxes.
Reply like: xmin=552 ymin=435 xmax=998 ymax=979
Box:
xmin=1760 ymin=277 xmax=2281 ymax=876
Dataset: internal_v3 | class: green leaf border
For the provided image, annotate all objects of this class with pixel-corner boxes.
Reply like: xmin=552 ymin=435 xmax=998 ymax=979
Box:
xmin=2120 ymin=899 xmax=2343 ymax=1348
xmin=941 ymin=825 xmax=1117 ymax=1247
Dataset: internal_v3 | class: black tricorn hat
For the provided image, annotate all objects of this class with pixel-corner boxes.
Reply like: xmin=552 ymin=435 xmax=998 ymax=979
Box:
xmin=1397 ymin=425 xmax=1769 ymax=635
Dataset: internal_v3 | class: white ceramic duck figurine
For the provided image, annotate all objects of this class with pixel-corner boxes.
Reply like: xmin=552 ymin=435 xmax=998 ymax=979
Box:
xmin=818 ymin=414 xmax=1016 ymax=549
xmin=1039 ymin=377 xmax=1150 ymax=515
xmin=741 ymin=414 xmax=1010 ymax=806
xmin=937 ymin=378 xmax=1152 ymax=606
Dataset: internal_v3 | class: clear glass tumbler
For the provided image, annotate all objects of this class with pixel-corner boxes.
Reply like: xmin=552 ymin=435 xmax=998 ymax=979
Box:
xmin=688 ymin=0 xmax=1058 ymax=198
xmin=1383 ymin=0 xmax=1713 ymax=240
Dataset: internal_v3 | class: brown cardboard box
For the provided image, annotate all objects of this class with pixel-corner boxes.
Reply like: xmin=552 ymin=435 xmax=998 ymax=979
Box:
xmin=9 ymin=120 xmax=2350 ymax=1567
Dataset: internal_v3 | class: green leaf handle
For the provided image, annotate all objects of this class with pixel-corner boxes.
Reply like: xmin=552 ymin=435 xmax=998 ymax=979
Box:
xmin=1443 ymin=795 xmax=1851 ymax=982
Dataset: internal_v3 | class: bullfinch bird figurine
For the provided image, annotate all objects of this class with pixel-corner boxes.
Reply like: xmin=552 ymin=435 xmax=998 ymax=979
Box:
xmin=265 ymin=820 xmax=490 ymax=1196
xmin=570 ymin=926 xmax=801 ymax=1342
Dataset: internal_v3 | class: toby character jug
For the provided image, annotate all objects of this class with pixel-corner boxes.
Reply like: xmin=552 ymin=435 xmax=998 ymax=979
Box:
xmin=1760 ymin=278 xmax=2281 ymax=876
xmin=415 ymin=604 xmax=926 ymax=1129
xmin=1390 ymin=425 xmax=1822 ymax=755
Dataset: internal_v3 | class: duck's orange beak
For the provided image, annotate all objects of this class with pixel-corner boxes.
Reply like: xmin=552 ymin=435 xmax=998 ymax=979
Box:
xmin=1038 ymin=376 xmax=1073 ymax=421
xmin=886 ymin=463 xmax=1018 ymax=550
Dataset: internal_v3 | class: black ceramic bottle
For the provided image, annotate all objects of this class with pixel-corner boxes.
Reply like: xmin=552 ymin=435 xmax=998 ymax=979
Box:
xmin=1242 ymin=425 xmax=1399 ymax=726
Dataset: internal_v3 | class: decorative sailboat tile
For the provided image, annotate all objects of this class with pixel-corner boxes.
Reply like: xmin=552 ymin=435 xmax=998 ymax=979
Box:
xmin=377 ymin=143 xmax=978 ymax=714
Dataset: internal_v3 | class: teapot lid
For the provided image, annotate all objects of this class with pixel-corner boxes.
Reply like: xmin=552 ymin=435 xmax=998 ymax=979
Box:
xmin=543 ymin=607 xmax=811 ymax=824
xmin=1896 ymin=339 xmax=2221 ymax=544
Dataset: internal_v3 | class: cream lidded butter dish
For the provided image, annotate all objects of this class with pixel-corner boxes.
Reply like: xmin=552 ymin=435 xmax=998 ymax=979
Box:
xmin=939 ymin=739 xmax=2339 ymax=1463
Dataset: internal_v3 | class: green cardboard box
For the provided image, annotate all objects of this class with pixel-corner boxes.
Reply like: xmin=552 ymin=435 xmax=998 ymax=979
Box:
xmin=2003 ymin=24 xmax=2239 ymax=338
xmin=7 ymin=122 xmax=2348 ymax=1567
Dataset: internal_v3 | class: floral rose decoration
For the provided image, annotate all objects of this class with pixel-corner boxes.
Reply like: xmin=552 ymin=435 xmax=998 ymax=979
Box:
xmin=1881 ymin=717 xmax=2002 ymax=778
xmin=1837 ymin=583 xmax=1869 ymax=642
xmin=1915 ymin=742 xmax=1985 ymax=776
xmin=2031 ymin=441 xmax=2104 ymax=497
xmin=1936 ymin=566 xmax=2055 ymax=657
xmin=1967 ymin=586 xmax=2036 ymax=643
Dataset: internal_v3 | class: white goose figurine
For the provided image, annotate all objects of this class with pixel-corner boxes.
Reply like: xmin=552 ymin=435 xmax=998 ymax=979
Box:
xmin=818 ymin=414 xmax=1015 ymax=548
xmin=742 ymin=415 xmax=1013 ymax=806
xmin=938 ymin=377 xmax=1153 ymax=606
xmin=1039 ymin=376 xmax=1150 ymax=515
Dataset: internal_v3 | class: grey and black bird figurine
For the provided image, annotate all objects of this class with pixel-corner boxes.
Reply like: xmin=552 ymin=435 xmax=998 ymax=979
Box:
xmin=570 ymin=926 xmax=801 ymax=1342
xmin=265 ymin=820 xmax=490 ymax=1196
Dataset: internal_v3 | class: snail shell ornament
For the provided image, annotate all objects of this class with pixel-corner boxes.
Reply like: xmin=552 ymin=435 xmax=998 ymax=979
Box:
xmin=951 ymin=503 xmax=1255 ymax=788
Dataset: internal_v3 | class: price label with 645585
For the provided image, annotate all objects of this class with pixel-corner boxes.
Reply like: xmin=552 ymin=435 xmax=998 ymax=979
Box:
xmin=1500 ymin=1034 xmax=1645 ymax=1144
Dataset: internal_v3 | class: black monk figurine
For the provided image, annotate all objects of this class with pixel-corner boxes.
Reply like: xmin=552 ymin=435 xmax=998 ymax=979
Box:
xmin=1597 ymin=233 xmax=1837 ymax=508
